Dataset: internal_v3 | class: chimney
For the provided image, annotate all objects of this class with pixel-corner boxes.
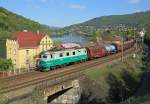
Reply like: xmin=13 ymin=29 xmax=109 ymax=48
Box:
xmin=37 ymin=30 xmax=40 ymax=35
xmin=23 ymin=30 xmax=28 ymax=32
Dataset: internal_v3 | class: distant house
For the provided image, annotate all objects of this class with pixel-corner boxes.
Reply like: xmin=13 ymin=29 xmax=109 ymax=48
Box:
xmin=6 ymin=31 xmax=53 ymax=69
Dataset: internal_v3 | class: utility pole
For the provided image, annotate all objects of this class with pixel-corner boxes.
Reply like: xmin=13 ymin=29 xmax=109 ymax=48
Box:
xmin=139 ymin=28 xmax=145 ymax=53
xmin=134 ymin=27 xmax=137 ymax=53
xmin=121 ymin=37 xmax=124 ymax=61
xmin=121 ymin=28 xmax=127 ymax=62
xmin=121 ymin=30 xmax=125 ymax=62
xmin=119 ymin=24 xmax=124 ymax=62
xmin=134 ymin=28 xmax=137 ymax=51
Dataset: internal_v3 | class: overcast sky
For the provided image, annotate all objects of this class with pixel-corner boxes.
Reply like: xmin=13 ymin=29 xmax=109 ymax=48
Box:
xmin=0 ymin=0 xmax=150 ymax=27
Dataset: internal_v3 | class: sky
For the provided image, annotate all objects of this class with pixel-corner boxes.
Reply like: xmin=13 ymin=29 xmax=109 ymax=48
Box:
xmin=0 ymin=0 xmax=150 ymax=27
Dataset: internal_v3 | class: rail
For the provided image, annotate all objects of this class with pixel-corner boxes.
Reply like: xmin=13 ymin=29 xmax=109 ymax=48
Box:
xmin=0 ymin=47 xmax=140 ymax=94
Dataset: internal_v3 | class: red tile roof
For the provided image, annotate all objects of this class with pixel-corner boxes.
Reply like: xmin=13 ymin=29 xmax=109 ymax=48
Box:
xmin=13 ymin=32 xmax=45 ymax=48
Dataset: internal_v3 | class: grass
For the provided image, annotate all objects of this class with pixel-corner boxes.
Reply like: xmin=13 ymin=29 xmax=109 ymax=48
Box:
xmin=86 ymin=55 xmax=143 ymax=84
xmin=122 ymin=94 xmax=150 ymax=104
xmin=85 ymin=55 xmax=144 ymax=103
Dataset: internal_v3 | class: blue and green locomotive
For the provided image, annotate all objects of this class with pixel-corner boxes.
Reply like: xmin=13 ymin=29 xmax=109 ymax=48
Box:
xmin=38 ymin=48 xmax=88 ymax=71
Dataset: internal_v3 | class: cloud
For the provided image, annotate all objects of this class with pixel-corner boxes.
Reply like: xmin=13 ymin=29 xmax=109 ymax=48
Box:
xmin=128 ymin=0 xmax=142 ymax=4
xmin=68 ymin=4 xmax=86 ymax=9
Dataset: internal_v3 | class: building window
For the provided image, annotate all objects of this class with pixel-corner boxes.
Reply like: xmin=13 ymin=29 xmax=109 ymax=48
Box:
xmin=49 ymin=41 xmax=51 ymax=47
xmin=14 ymin=59 xmax=16 ymax=65
xmin=14 ymin=49 xmax=16 ymax=55
xmin=26 ymin=59 xmax=29 ymax=64
xmin=9 ymin=48 xmax=11 ymax=54
xmin=26 ymin=50 xmax=29 ymax=55
xmin=42 ymin=41 xmax=44 ymax=51
xmin=46 ymin=41 xmax=47 ymax=49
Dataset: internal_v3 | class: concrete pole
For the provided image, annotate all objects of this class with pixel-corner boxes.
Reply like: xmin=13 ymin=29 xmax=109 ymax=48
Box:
xmin=142 ymin=36 xmax=144 ymax=53
xmin=121 ymin=38 xmax=124 ymax=61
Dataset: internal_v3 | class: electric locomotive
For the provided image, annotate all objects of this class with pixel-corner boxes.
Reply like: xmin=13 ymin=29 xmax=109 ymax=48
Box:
xmin=38 ymin=48 xmax=88 ymax=71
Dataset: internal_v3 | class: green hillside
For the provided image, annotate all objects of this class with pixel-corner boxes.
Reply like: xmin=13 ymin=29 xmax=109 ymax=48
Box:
xmin=81 ymin=11 xmax=150 ymax=27
xmin=62 ymin=10 xmax=150 ymax=35
xmin=0 ymin=7 xmax=52 ymax=39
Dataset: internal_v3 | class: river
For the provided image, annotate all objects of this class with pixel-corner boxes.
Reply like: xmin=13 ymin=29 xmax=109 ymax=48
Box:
xmin=51 ymin=34 xmax=89 ymax=46
xmin=0 ymin=34 xmax=89 ymax=58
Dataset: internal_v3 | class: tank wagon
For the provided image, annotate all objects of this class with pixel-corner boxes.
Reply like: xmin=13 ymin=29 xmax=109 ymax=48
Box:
xmin=38 ymin=48 xmax=88 ymax=71
xmin=104 ymin=44 xmax=117 ymax=54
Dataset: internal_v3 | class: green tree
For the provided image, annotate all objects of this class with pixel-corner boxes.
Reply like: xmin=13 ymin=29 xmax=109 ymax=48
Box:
xmin=91 ymin=30 xmax=103 ymax=42
xmin=0 ymin=58 xmax=13 ymax=71
xmin=126 ymin=29 xmax=134 ymax=38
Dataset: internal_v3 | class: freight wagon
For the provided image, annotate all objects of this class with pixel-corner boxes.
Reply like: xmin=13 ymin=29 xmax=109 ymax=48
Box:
xmin=86 ymin=45 xmax=106 ymax=59
xmin=115 ymin=39 xmax=134 ymax=51
xmin=104 ymin=44 xmax=117 ymax=54
xmin=38 ymin=39 xmax=135 ymax=72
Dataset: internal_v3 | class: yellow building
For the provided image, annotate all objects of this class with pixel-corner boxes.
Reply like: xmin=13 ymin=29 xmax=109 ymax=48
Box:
xmin=6 ymin=31 xmax=53 ymax=69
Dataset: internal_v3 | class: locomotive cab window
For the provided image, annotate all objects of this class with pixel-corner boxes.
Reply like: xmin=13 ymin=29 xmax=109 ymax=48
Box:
xmin=73 ymin=52 xmax=75 ymax=55
xmin=43 ymin=55 xmax=47 ymax=59
xmin=50 ymin=54 xmax=53 ymax=59
xmin=60 ymin=53 xmax=63 ymax=57
xmin=66 ymin=52 xmax=69 ymax=56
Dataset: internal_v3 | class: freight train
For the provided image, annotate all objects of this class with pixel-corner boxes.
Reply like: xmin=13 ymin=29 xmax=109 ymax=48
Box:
xmin=37 ymin=39 xmax=135 ymax=71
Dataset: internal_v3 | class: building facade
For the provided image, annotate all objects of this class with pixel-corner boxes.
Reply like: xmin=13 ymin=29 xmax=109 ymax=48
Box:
xmin=6 ymin=32 xmax=53 ymax=69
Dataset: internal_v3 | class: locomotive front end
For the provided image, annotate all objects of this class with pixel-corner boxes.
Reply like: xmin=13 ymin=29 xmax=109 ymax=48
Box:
xmin=37 ymin=53 xmax=50 ymax=71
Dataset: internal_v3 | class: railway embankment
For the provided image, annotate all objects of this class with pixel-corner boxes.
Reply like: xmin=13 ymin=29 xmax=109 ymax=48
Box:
xmin=78 ymin=54 xmax=144 ymax=104
xmin=121 ymin=43 xmax=150 ymax=104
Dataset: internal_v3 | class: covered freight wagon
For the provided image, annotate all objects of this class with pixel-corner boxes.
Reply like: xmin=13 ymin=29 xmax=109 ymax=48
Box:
xmin=86 ymin=45 xmax=106 ymax=59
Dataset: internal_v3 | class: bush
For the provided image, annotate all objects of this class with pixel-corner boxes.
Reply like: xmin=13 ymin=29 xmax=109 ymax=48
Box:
xmin=0 ymin=58 xmax=13 ymax=71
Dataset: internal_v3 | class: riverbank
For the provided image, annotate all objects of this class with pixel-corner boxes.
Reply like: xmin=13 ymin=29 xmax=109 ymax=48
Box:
xmin=78 ymin=54 xmax=144 ymax=104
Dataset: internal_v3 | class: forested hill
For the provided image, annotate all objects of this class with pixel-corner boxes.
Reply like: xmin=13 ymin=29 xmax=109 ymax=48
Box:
xmin=62 ymin=10 xmax=150 ymax=35
xmin=0 ymin=7 xmax=53 ymax=39
xmin=80 ymin=10 xmax=150 ymax=27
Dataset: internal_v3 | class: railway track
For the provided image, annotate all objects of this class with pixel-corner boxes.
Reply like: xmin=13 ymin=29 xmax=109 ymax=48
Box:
xmin=0 ymin=48 xmax=139 ymax=94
